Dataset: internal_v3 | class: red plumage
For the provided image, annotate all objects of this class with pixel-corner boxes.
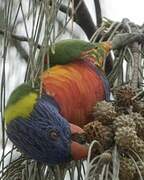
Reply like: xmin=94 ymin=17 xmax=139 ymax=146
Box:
xmin=41 ymin=60 xmax=107 ymax=127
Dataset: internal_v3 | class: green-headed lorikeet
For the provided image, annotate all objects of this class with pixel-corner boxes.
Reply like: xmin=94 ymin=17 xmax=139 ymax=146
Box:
xmin=4 ymin=39 xmax=112 ymax=165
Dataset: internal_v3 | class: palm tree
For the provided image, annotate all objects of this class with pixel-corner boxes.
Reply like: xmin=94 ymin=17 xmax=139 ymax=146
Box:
xmin=0 ymin=0 xmax=144 ymax=179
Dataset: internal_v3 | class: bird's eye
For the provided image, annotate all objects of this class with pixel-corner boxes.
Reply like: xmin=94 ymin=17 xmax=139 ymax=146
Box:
xmin=49 ymin=130 xmax=59 ymax=140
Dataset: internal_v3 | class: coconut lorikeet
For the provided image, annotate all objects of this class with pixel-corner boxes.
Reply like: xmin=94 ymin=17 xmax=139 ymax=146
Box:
xmin=5 ymin=39 xmax=112 ymax=165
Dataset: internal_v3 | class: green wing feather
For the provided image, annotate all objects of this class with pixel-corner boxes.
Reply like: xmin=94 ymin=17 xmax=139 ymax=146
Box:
xmin=49 ymin=39 xmax=97 ymax=66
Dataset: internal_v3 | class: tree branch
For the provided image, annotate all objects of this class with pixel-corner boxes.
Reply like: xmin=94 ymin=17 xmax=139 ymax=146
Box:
xmin=55 ymin=1 xmax=96 ymax=39
xmin=57 ymin=3 xmax=72 ymax=16
xmin=0 ymin=27 xmax=144 ymax=51
xmin=11 ymin=39 xmax=29 ymax=62
xmin=72 ymin=0 xmax=96 ymax=39
xmin=112 ymin=33 xmax=144 ymax=49
xmin=93 ymin=0 xmax=102 ymax=27
xmin=0 ymin=28 xmax=41 ymax=49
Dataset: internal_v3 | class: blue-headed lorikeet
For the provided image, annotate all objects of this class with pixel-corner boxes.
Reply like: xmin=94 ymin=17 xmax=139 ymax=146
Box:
xmin=4 ymin=39 xmax=112 ymax=165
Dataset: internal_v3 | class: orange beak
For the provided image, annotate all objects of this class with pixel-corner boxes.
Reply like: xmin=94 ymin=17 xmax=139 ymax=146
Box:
xmin=69 ymin=123 xmax=89 ymax=160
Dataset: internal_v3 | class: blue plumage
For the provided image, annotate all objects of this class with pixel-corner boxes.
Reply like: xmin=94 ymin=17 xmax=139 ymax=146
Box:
xmin=7 ymin=95 xmax=72 ymax=165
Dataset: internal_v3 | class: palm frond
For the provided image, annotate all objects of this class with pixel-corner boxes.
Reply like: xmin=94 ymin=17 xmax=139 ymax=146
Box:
xmin=0 ymin=1 xmax=144 ymax=180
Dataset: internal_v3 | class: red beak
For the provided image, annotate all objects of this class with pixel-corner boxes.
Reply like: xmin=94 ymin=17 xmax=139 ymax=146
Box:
xmin=69 ymin=123 xmax=89 ymax=160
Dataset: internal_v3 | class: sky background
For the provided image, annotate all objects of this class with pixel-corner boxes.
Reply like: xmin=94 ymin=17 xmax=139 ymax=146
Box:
xmin=86 ymin=0 xmax=144 ymax=25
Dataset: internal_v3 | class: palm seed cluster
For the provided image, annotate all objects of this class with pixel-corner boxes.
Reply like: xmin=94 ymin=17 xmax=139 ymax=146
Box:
xmin=83 ymin=85 xmax=144 ymax=180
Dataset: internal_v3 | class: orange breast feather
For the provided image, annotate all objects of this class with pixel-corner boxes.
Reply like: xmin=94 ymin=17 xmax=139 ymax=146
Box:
xmin=41 ymin=61 xmax=105 ymax=127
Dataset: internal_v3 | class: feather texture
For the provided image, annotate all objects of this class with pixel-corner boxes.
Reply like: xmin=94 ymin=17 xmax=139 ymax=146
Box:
xmin=5 ymin=84 xmax=38 ymax=124
xmin=7 ymin=95 xmax=71 ymax=164
xmin=42 ymin=60 xmax=109 ymax=127
xmin=5 ymin=40 xmax=112 ymax=164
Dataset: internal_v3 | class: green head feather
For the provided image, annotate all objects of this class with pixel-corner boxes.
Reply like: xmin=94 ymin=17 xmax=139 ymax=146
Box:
xmin=5 ymin=84 xmax=38 ymax=124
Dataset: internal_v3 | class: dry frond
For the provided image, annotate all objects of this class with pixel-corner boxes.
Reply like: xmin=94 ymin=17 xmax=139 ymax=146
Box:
xmin=131 ymin=112 xmax=144 ymax=140
xmin=92 ymin=101 xmax=117 ymax=125
xmin=113 ymin=85 xmax=136 ymax=113
xmin=119 ymin=157 xmax=136 ymax=180
xmin=113 ymin=114 xmax=136 ymax=129
xmin=115 ymin=126 xmax=137 ymax=149
xmin=84 ymin=120 xmax=113 ymax=151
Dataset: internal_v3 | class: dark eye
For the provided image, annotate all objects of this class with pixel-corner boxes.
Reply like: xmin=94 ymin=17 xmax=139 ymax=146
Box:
xmin=49 ymin=130 xmax=59 ymax=140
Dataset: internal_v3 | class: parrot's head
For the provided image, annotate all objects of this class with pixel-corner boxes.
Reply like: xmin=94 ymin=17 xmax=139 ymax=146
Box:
xmin=5 ymin=84 xmax=88 ymax=165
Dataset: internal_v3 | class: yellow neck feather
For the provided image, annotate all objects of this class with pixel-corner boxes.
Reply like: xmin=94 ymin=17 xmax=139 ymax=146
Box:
xmin=5 ymin=92 xmax=38 ymax=124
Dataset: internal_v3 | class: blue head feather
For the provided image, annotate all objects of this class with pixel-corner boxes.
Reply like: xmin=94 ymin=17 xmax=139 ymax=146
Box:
xmin=7 ymin=95 xmax=72 ymax=165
